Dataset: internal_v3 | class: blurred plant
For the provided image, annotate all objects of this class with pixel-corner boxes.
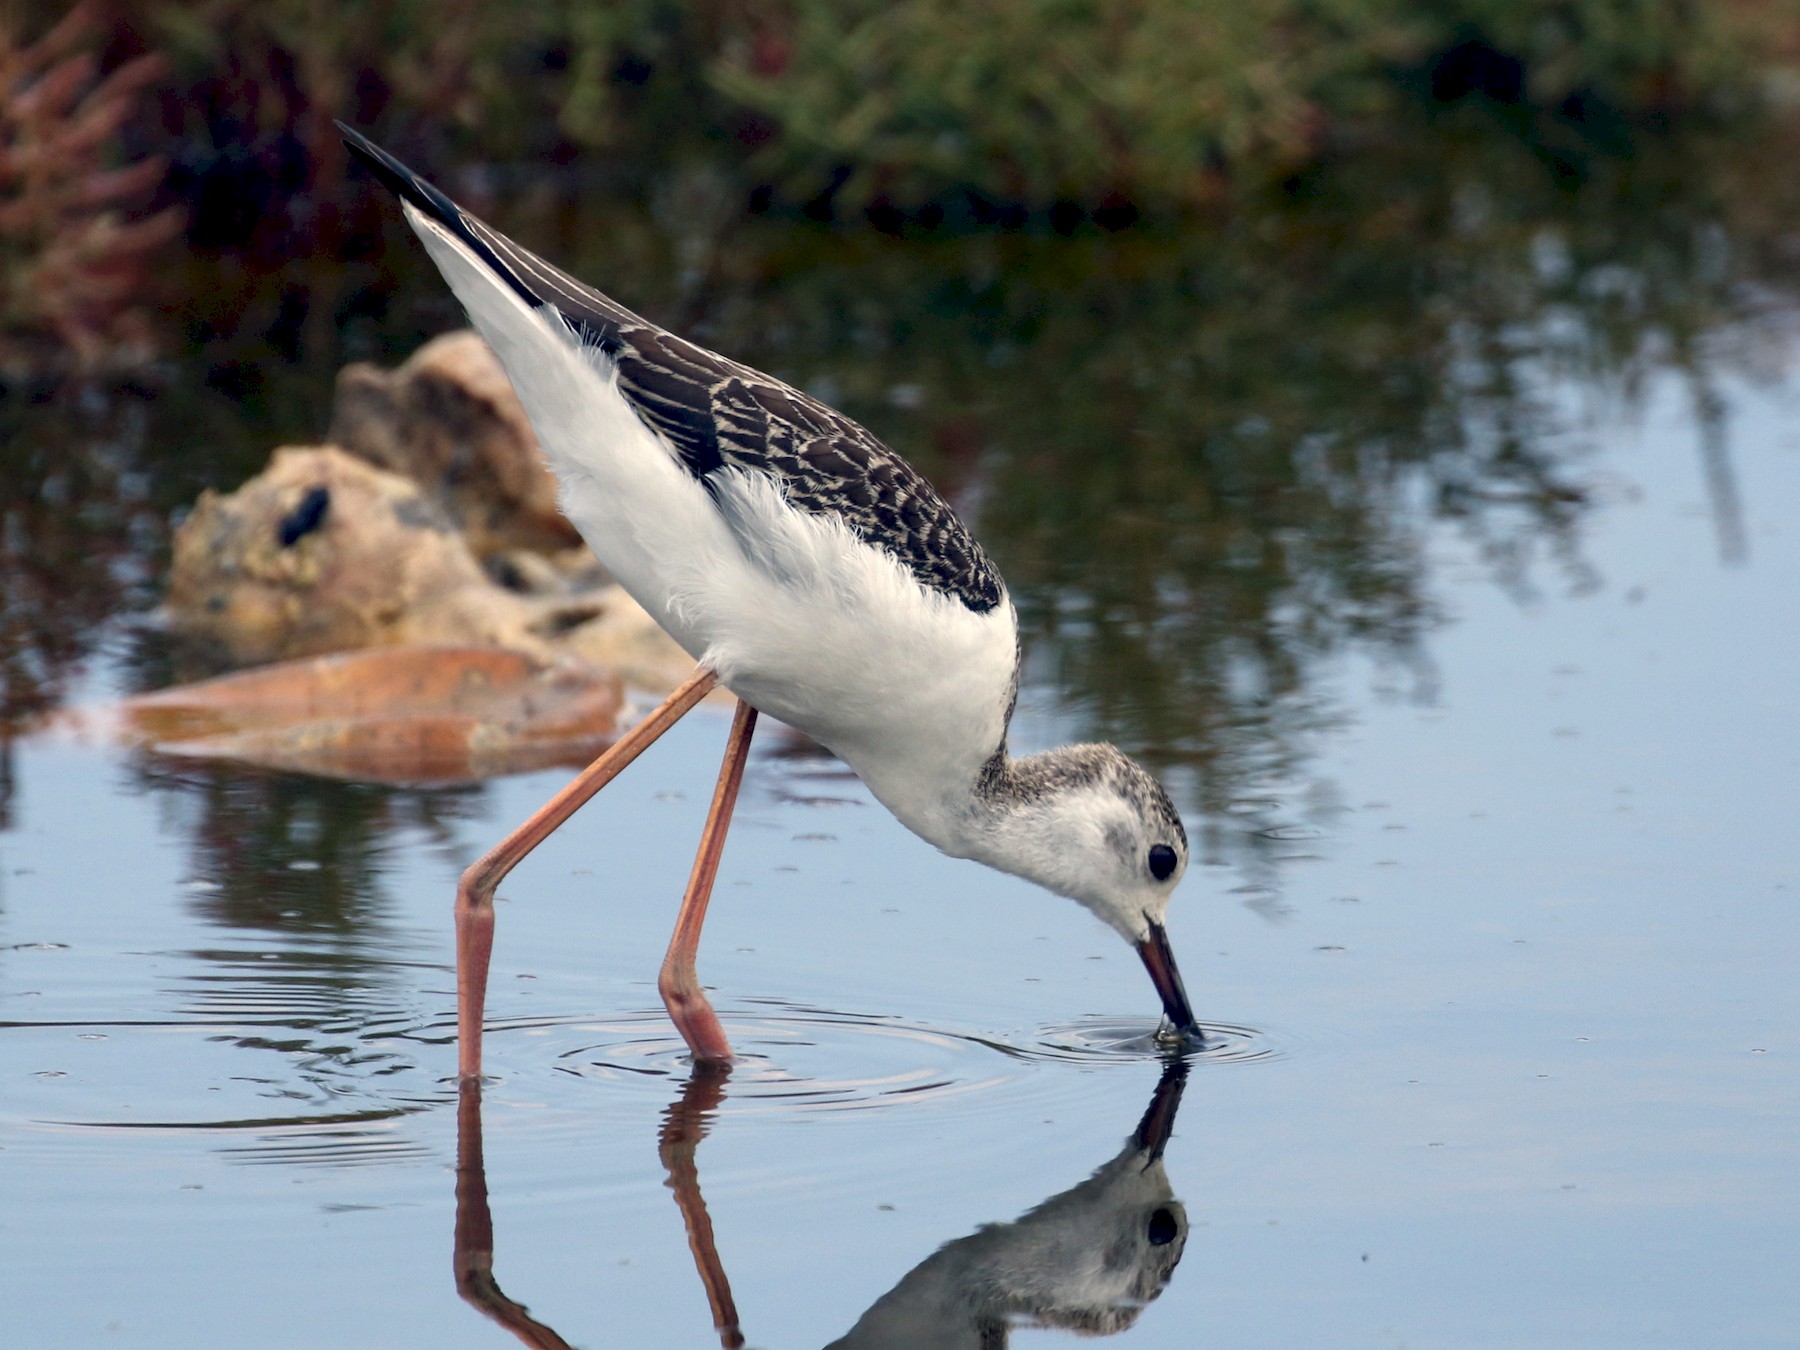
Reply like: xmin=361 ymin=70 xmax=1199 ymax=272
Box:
xmin=709 ymin=0 xmax=1399 ymax=210
xmin=709 ymin=0 xmax=1800 ymax=212
xmin=0 ymin=2 xmax=181 ymax=378
xmin=92 ymin=0 xmax=1800 ymax=237
xmin=1414 ymin=0 xmax=1790 ymax=112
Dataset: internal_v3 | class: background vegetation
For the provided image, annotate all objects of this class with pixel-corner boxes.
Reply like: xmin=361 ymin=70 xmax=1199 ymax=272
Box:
xmin=120 ymin=0 xmax=1800 ymax=209
xmin=6 ymin=0 xmax=1800 ymax=378
xmin=7 ymin=0 xmax=1800 ymax=855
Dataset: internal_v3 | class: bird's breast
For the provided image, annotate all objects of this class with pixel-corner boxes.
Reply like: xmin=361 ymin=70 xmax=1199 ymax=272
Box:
xmin=675 ymin=475 xmax=1020 ymax=845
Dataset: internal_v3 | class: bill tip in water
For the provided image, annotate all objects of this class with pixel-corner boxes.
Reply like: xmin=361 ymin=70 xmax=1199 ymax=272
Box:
xmin=1136 ymin=920 xmax=1201 ymax=1048
xmin=1154 ymin=1018 xmax=1209 ymax=1053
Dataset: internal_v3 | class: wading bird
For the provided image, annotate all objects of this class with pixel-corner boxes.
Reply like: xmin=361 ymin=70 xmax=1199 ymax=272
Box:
xmin=338 ymin=126 xmax=1200 ymax=1078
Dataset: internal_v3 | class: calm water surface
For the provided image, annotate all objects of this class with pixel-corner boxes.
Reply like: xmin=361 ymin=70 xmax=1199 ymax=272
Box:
xmin=4 ymin=128 xmax=1800 ymax=1346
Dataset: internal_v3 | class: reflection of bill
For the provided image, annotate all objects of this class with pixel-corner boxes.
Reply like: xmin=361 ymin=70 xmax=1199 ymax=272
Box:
xmin=826 ymin=1063 xmax=1188 ymax=1347
xmin=453 ymin=1062 xmax=1188 ymax=1349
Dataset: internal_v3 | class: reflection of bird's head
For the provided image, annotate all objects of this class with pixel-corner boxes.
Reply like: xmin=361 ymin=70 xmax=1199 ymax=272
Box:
xmin=985 ymin=1102 xmax=1188 ymax=1337
xmin=827 ymin=1064 xmax=1189 ymax=1348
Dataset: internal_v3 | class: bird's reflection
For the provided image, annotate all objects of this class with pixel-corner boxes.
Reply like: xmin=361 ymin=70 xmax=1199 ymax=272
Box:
xmin=453 ymin=1061 xmax=1189 ymax=1348
xmin=454 ymin=1083 xmax=575 ymax=1350
xmin=826 ymin=1065 xmax=1188 ymax=1348
xmin=658 ymin=1061 xmax=746 ymax=1348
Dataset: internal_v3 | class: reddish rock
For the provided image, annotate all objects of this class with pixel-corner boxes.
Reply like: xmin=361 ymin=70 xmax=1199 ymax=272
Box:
xmin=119 ymin=646 xmax=625 ymax=784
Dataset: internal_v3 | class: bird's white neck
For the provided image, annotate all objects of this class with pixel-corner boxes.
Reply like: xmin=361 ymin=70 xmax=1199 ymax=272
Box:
xmin=951 ymin=746 xmax=1116 ymax=892
xmin=851 ymin=740 xmax=1177 ymax=946
xmin=876 ymin=745 xmax=1106 ymax=893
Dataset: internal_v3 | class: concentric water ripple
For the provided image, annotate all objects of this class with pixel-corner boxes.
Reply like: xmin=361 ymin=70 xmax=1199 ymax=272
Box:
xmin=1028 ymin=1015 xmax=1279 ymax=1065
xmin=5 ymin=995 xmax=1278 ymax=1182
xmin=481 ymin=1001 xmax=1281 ymax=1115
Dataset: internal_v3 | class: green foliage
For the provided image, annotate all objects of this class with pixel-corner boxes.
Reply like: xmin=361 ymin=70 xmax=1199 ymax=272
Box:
xmin=111 ymin=0 xmax=1800 ymax=214
xmin=711 ymin=0 xmax=1421 ymax=207
xmin=706 ymin=0 xmax=1800 ymax=209
xmin=1414 ymin=0 xmax=1770 ymax=108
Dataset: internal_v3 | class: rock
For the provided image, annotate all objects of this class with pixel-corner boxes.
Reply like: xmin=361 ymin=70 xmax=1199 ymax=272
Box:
xmin=169 ymin=445 xmax=495 ymax=663
xmin=118 ymin=646 xmax=625 ymax=784
xmin=485 ymin=546 xmax=610 ymax=597
xmin=164 ymin=443 xmax=697 ymax=690
xmin=328 ymin=330 xmax=581 ymax=558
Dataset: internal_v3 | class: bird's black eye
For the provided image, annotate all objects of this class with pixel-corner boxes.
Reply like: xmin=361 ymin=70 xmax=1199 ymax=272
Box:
xmin=1147 ymin=1206 xmax=1179 ymax=1246
xmin=1147 ymin=844 xmax=1178 ymax=881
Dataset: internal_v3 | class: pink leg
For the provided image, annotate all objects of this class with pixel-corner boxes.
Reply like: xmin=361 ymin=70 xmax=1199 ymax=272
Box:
xmin=658 ymin=698 xmax=758 ymax=1063
xmin=455 ymin=667 xmax=719 ymax=1081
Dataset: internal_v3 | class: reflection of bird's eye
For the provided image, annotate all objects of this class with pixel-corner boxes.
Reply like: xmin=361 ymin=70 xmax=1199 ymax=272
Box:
xmin=1146 ymin=1207 xmax=1179 ymax=1246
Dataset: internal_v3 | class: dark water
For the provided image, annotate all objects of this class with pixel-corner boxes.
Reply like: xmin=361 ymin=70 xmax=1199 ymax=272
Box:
xmin=4 ymin=114 xmax=1800 ymax=1345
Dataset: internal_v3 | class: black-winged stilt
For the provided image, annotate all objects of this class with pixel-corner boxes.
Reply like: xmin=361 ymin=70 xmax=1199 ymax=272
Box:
xmin=338 ymin=125 xmax=1198 ymax=1077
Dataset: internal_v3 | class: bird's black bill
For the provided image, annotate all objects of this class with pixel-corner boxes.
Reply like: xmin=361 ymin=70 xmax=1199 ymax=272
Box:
xmin=1136 ymin=920 xmax=1201 ymax=1043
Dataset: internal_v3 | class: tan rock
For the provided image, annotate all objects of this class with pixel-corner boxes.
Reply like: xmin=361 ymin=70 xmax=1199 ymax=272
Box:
xmin=163 ymin=444 xmax=699 ymax=694
xmin=486 ymin=545 xmax=609 ymax=596
xmin=328 ymin=330 xmax=581 ymax=558
xmin=168 ymin=446 xmax=490 ymax=663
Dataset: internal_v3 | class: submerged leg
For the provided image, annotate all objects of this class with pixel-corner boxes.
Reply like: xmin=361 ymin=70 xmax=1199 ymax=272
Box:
xmin=455 ymin=665 xmax=719 ymax=1081
xmin=658 ymin=698 xmax=758 ymax=1063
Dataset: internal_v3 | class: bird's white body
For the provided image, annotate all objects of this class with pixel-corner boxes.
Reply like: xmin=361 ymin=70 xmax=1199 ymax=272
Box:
xmin=411 ymin=207 xmax=1018 ymax=856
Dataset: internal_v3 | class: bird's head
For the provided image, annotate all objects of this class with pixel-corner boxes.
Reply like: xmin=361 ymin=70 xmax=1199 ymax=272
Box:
xmin=971 ymin=744 xmax=1198 ymax=1038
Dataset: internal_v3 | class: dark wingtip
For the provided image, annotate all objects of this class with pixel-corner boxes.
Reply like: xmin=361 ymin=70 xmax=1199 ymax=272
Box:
xmin=333 ymin=122 xmax=564 ymax=329
xmin=335 ymin=120 xmax=463 ymax=231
